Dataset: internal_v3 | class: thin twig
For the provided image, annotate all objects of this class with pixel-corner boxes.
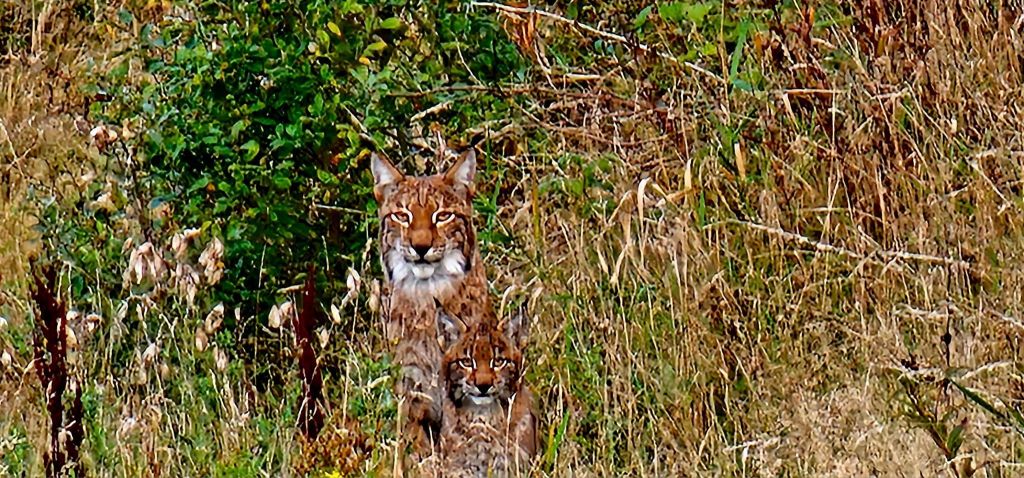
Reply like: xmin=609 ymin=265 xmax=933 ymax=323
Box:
xmin=718 ymin=219 xmax=870 ymax=260
xmin=470 ymin=1 xmax=724 ymax=84
xmin=313 ymin=203 xmax=369 ymax=215
xmin=715 ymin=219 xmax=974 ymax=270
xmin=410 ymin=100 xmax=453 ymax=122
xmin=881 ymin=249 xmax=973 ymax=270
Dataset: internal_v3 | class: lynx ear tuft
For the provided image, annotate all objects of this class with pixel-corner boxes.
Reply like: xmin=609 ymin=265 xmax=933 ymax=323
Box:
xmin=370 ymin=152 xmax=404 ymax=200
xmin=443 ymin=149 xmax=476 ymax=195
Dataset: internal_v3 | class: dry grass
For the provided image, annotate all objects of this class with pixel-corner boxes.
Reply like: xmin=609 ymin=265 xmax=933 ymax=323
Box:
xmin=3 ymin=1 xmax=1024 ymax=477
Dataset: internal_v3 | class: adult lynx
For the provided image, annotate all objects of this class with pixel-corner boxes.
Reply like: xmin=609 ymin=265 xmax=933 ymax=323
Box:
xmin=436 ymin=306 xmax=538 ymax=478
xmin=371 ymin=149 xmax=494 ymax=461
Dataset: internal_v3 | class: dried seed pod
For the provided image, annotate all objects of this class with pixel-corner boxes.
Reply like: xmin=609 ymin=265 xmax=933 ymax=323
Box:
xmin=142 ymin=342 xmax=159 ymax=364
xmin=214 ymin=347 xmax=229 ymax=371
xmin=368 ymin=280 xmax=381 ymax=314
xmin=195 ymin=328 xmax=209 ymax=352
xmin=279 ymin=301 xmax=295 ymax=324
xmin=65 ymin=325 xmax=79 ymax=350
xmin=346 ymin=267 xmax=361 ymax=292
xmin=85 ymin=313 xmax=102 ymax=333
xmin=330 ymin=304 xmax=342 ymax=324
xmin=205 ymin=303 xmax=225 ymax=333
xmin=268 ymin=305 xmax=282 ymax=329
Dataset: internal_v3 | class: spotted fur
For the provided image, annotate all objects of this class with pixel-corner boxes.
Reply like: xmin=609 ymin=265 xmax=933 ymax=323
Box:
xmin=437 ymin=307 xmax=538 ymax=478
xmin=372 ymin=149 xmax=495 ymax=467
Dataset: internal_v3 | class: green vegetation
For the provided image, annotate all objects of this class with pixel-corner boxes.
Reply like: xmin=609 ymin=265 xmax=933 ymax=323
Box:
xmin=2 ymin=0 xmax=1024 ymax=476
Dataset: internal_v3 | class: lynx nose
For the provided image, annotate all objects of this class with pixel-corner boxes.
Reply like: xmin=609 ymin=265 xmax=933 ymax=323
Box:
xmin=476 ymin=383 xmax=492 ymax=395
xmin=412 ymin=244 xmax=431 ymax=259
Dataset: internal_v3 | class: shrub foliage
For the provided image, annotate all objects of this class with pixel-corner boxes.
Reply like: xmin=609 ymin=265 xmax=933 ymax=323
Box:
xmin=104 ymin=0 xmax=526 ymax=345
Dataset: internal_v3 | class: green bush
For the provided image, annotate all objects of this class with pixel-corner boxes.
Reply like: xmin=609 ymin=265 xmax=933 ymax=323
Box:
xmin=101 ymin=0 xmax=527 ymax=364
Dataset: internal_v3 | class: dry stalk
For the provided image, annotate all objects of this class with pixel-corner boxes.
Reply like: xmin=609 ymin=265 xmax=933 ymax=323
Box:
xmin=294 ymin=264 xmax=325 ymax=439
xmin=31 ymin=263 xmax=85 ymax=478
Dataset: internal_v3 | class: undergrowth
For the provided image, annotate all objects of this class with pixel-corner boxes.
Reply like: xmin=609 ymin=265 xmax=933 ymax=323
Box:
xmin=2 ymin=0 xmax=1024 ymax=476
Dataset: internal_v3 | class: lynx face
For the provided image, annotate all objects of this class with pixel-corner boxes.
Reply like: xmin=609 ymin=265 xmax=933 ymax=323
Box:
xmin=439 ymin=310 xmax=528 ymax=407
xmin=371 ymin=150 xmax=477 ymax=296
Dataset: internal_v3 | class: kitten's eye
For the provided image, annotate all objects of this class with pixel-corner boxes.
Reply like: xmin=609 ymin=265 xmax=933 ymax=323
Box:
xmin=389 ymin=211 xmax=410 ymax=224
xmin=457 ymin=358 xmax=474 ymax=369
xmin=433 ymin=210 xmax=454 ymax=224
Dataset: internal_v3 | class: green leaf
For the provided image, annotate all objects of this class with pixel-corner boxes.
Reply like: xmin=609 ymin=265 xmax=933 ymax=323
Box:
xmin=240 ymin=139 xmax=260 ymax=161
xmin=110 ymin=61 xmax=130 ymax=79
xmin=687 ymin=3 xmax=715 ymax=26
xmin=188 ymin=177 xmax=211 ymax=194
xmin=327 ymin=21 xmax=341 ymax=37
xmin=658 ymin=2 xmax=685 ymax=23
xmin=950 ymin=380 xmax=1002 ymax=419
xmin=365 ymin=41 xmax=387 ymax=54
xmin=229 ymin=120 xmax=246 ymax=140
xmin=543 ymin=409 xmax=571 ymax=466
xmin=317 ymin=169 xmax=336 ymax=185
xmin=379 ymin=17 xmax=402 ymax=30
xmin=309 ymin=94 xmax=324 ymax=115
xmin=633 ymin=5 xmax=654 ymax=30
xmin=946 ymin=424 xmax=964 ymax=455
xmin=272 ymin=175 xmax=291 ymax=190
xmin=117 ymin=8 xmax=134 ymax=25
xmin=346 ymin=129 xmax=360 ymax=147
xmin=566 ymin=2 xmax=579 ymax=20
xmin=731 ymin=78 xmax=753 ymax=92
xmin=728 ymin=19 xmax=751 ymax=89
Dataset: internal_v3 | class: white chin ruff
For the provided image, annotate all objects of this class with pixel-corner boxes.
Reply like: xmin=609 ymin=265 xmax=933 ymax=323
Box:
xmin=387 ymin=246 xmax=467 ymax=296
xmin=411 ymin=264 xmax=435 ymax=279
xmin=467 ymin=395 xmax=495 ymax=406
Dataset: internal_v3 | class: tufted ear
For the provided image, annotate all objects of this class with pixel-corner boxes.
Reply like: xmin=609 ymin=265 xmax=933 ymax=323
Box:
xmin=370 ymin=152 xmax=404 ymax=201
xmin=501 ymin=306 xmax=530 ymax=351
xmin=435 ymin=299 xmax=467 ymax=348
xmin=442 ymin=149 xmax=476 ymax=197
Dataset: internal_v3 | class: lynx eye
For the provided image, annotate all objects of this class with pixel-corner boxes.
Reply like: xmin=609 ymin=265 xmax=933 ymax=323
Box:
xmin=457 ymin=358 xmax=474 ymax=369
xmin=433 ymin=210 xmax=454 ymax=224
xmin=388 ymin=210 xmax=411 ymax=225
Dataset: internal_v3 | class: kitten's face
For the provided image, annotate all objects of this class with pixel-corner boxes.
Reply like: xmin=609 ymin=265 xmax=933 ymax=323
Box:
xmin=439 ymin=310 xmax=528 ymax=407
xmin=371 ymin=150 xmax=477 ymax=294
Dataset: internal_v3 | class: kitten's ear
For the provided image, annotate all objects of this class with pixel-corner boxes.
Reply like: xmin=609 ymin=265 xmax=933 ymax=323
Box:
xmin=370 ymin=152 xmax=404 ymax=201
xmin=435 ymin=299 xmax=466 ymax=347
xmin=443 ymin=149 xmax=476 ymax=196
xmin=502 ymin=306 xmax=530 ymax=350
